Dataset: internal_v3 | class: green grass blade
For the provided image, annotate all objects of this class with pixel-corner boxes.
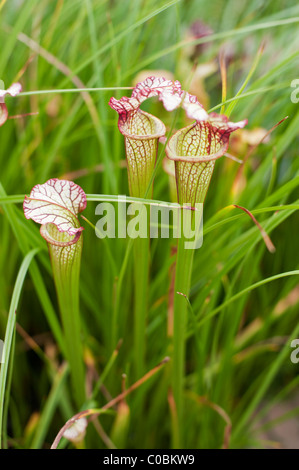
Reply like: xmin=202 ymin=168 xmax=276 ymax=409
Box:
xmin=0 ymin=248 xmax=40 ymax=448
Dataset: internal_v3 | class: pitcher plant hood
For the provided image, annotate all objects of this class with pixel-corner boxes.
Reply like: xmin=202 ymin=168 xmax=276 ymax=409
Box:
xmin=23 ymin=178 xmax=87 ymax=246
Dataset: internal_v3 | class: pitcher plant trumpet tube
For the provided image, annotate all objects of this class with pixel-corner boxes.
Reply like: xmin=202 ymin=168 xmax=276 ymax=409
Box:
xmin=109 ymin=76 xmax=183 ymax=197
xmin=166 ymin=98 xmax=247 ymax=207
xmin=166 ymin=95 xmax=247 ymax=446
xmin=109 ymin=77 xmax=183 ymax=376
xmin=23 ymin=178 xmax=87 ymax=407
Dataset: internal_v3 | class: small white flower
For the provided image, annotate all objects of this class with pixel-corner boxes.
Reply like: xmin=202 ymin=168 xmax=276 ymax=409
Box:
xmin=0 ymin=82 xmax=22 ymax=127
xmin=0 ymin=82 xmax=22 ymax=101
xmin=63 ymin=417 xmax=88 ymax=443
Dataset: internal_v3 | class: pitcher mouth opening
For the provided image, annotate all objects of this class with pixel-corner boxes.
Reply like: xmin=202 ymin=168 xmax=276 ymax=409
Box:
xmin=165 ymin=122 xmax=230 ymax=164
xmin=118 ymin=110 xmax=166 ymax=141
xmin=40 ymin=223 xmax=83 ymax=247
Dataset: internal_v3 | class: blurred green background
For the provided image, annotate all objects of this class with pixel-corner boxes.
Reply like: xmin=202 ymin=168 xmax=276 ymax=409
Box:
xmin=0 ymin=0 xmax=299 ymax=449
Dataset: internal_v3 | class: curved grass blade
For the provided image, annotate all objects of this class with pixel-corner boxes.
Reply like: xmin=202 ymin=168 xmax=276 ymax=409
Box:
xmin=0 ymin=248 xmax=40 ymax=448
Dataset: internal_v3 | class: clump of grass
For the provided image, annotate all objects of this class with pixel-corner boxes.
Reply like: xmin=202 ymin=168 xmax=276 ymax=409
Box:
xmin=0 ymin=0 xmax=299 ymax=450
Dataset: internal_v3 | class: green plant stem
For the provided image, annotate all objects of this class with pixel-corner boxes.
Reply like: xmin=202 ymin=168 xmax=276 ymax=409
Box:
xmin=171 ymin=228 xmax=195 ymax=448
xmin=129 ymin=166 xmax=155 ymax=379
xmin=133 ymin=234 xmax=150 ymax=378
xmin=111 ymin=237 xmax=133 ymax=351
xmin=49 ymin=237 xmax=85 ymax=409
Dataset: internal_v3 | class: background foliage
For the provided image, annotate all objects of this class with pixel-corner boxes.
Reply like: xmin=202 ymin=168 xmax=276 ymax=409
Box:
xmin=0 ymin=0 xmax=299 ymax=449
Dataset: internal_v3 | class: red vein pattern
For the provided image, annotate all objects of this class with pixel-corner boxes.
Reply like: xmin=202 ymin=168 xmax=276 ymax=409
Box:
xmin=166 ymin=115 xmax=247 ymax=206
xmin=109 ymin=77 xmax=182 ymax=197
xmin=109 ymin=75 xmax=247 ymax=201
xmin=109 ymin=76 xmax=208 ymax=126
xmin=109 ymin=76 xmax=182 ymax=121
xmin=109 ymin=76 xmax=210 ymax=197
xmin=23 ymin=178 xmax=86 ymax=239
